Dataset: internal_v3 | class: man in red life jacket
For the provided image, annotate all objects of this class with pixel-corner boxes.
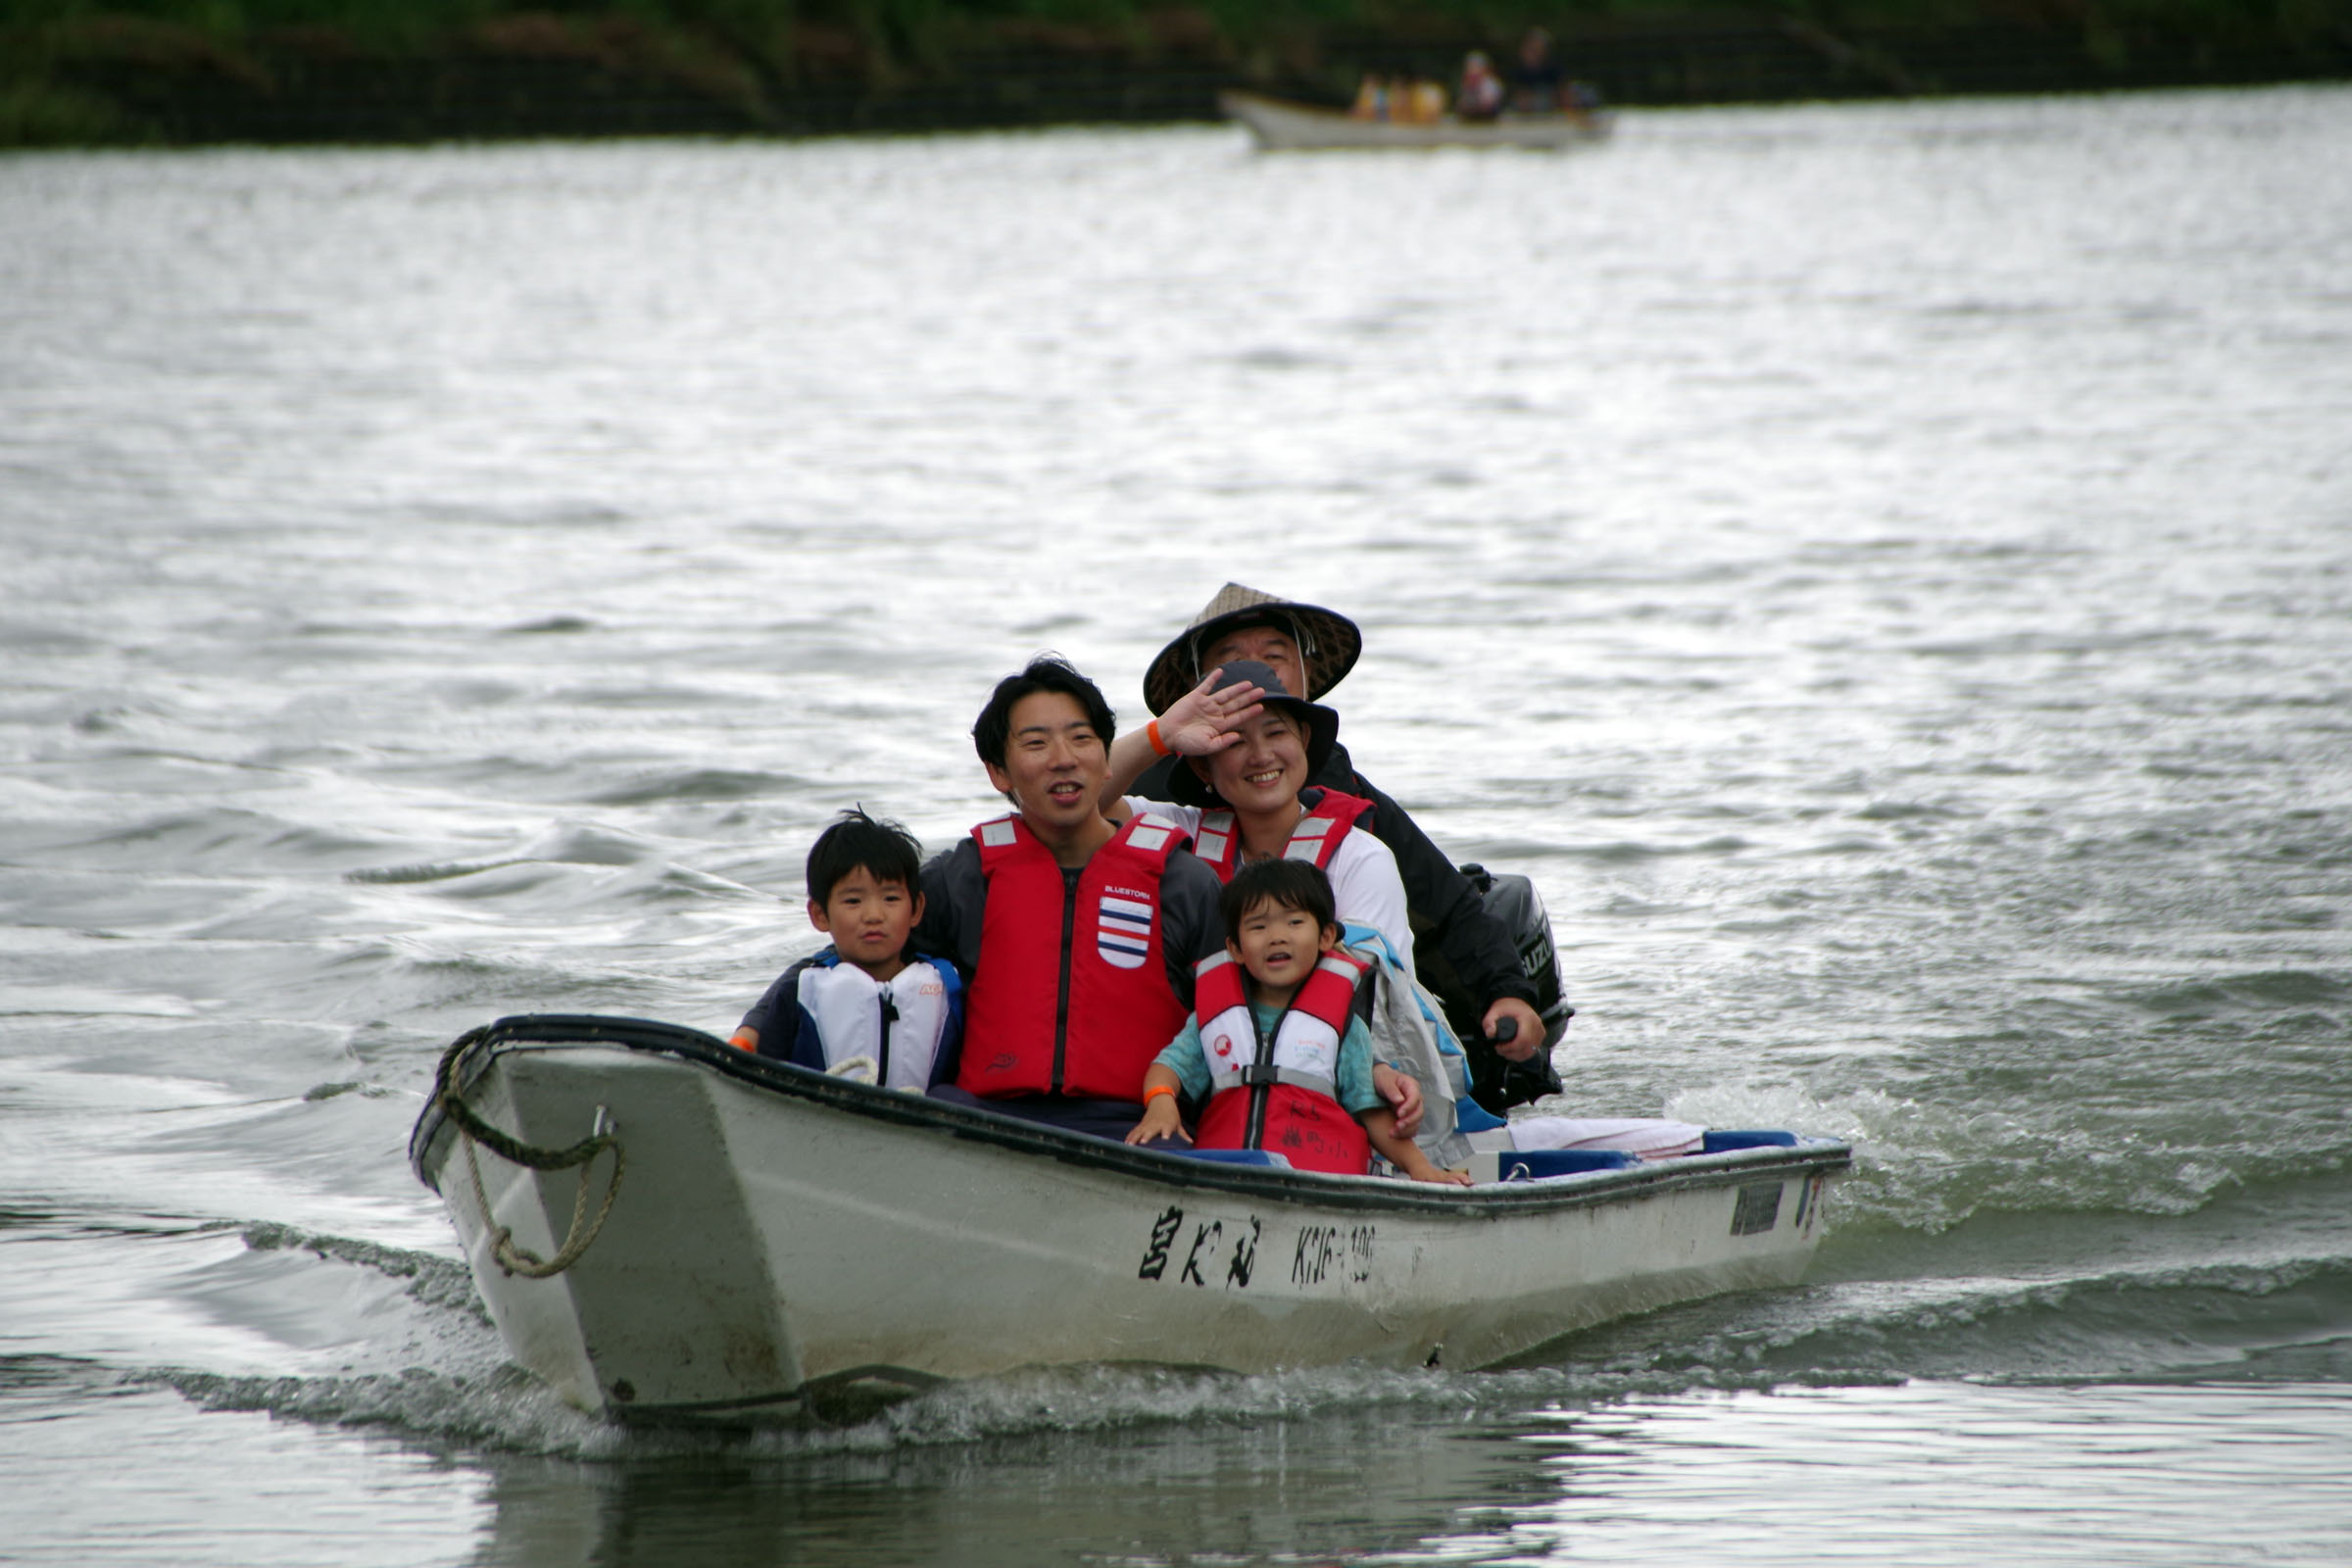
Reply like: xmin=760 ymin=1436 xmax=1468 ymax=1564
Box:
xmin=918 ymin=657 xmax=1226 ymax=1140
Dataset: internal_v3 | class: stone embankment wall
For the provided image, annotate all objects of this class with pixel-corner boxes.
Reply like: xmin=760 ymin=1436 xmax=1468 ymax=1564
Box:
xmin=14 ymin=10 xmax=2352 ymax=146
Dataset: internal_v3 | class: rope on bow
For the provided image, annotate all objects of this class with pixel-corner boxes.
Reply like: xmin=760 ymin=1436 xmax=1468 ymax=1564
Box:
xmin=433 ymin=1027 xmax=625 ymax=1279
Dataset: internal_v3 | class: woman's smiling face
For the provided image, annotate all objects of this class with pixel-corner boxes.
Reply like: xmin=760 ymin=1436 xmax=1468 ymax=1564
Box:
xmin=1200 ymin=708 xmax=1310 ymax=816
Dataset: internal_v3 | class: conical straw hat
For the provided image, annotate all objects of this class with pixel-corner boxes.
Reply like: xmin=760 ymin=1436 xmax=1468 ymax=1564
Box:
xmin=1142 ymin=583 xmax=1363 ymax=716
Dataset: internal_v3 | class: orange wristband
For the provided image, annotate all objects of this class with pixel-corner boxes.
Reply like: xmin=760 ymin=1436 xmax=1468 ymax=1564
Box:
xmin=1143 ymin=1084 xmax=1178 ymax=1103
xmin=1146 ymin=718 xmax=1172 ymax=758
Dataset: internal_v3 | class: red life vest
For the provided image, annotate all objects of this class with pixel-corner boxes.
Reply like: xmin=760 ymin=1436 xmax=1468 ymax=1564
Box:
xmin=956 ymin=812 xmax=1193 ymax=1102
xmin=1192 ymin=946 xmax=1373 ymax=1176
xmin=1189 ymin=787 xmax=1374 ymax=883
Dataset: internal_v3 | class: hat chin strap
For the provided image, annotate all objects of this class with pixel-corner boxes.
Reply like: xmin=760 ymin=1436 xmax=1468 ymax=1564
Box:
xmin=1189 ymin=612 xmax=1318 ymax=688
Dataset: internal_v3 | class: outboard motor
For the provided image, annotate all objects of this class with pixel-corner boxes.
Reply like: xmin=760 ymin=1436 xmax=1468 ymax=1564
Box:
xmin=1417 ymin=864 xmax=1574 ymax=1113
xmin=1464 ymin=866 xmax=1576 ymax=1051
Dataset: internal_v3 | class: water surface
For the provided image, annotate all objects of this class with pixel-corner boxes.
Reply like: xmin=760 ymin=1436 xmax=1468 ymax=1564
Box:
xmin=3 ymin=84 xmax=2350 ymax=1565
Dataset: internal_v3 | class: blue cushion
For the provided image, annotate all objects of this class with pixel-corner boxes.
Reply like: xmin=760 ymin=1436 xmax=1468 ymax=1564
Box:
xmin=1702 ymin=1129 xmax=1800 ymax=1152
xmin=1494 ymin=1150 xmax=1638 ymax=1179
xmin=1453 ymin=1097 xmax=1509 ymax=1134
xmin=1164 ymin=1147 xmax=1295 ymax=1169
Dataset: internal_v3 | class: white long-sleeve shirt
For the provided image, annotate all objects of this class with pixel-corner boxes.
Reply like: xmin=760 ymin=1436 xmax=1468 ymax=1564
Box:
xmin=1121 ymin=796 xmax=1416 ymax=983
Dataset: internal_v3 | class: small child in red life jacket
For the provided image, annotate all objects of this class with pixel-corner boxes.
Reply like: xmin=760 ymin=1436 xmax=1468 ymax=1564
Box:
xmin=1126 ymin=858 xmax=1471 ymax=1184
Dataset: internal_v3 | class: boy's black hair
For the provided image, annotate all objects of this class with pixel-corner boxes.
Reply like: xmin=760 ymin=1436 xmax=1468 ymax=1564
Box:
xmin=970 ymin=655 xmax=1117 ymax=768
xmin=1220 ymin=857 xmax=1339 ymax=944
xmin=806 ymin=807 xmax=924 ymax=906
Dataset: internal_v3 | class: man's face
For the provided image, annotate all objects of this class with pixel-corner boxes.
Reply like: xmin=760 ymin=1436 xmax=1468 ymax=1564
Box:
xmin=983 ymin=691 xmax=1108 ymax=835
xmin=1199 ymin=622 xmax=1307 ymax=700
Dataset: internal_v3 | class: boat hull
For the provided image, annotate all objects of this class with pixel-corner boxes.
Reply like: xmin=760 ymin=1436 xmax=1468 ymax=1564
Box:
xmin=1219 ymin=90 xmax=1611 ymax=152
xmin=413 ymin=1016 xmax=1845 ymax=1422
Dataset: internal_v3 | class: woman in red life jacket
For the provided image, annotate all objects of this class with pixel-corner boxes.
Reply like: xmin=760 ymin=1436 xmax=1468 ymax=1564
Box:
xmin=1102 ymin=660 xmax=1414 ymax=982
xmin=1104 ymin=658 xmax=1427 ymax=1138
xmin=1127 ymin=858 xmax=1468 ymax=1184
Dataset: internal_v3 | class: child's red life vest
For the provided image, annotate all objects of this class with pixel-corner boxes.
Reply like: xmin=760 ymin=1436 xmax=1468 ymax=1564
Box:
xmin=1191 ymin=946 xmax=1372 ymax=1175
xmin=956 ymin=812 xmax=1192 ymax=1102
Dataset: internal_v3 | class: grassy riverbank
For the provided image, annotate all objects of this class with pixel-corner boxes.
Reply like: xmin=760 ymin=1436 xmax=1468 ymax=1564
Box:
xmin=5 ymin=0 xmax=2347 ymax=145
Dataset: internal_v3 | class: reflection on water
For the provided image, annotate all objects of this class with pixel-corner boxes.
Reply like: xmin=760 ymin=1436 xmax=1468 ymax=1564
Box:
xmin=472 ymin=1412 xmax=1536 ymax=1567
xmin=1503 ymin=1384 xmax=2352 ymax=1567
xmin=0 ymin=1383 xmax=483 ymax=1568
xmin=10 ymin=1374 xmax=2347 ymax=1565
xmin=451 ymin=1382 xmax=2352 ymax=1567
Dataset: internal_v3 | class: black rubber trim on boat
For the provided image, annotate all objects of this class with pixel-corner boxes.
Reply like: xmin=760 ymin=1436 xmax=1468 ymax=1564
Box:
xmin=410 ymin=1012 xmax=1851 ymax=1217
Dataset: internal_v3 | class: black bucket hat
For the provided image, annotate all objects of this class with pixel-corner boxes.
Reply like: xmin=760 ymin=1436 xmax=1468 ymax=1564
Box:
xmin=1166 ymin=660 xmax=1342 ymax=808
xmin=1143 ymin=583 xmax=1363 ymax=717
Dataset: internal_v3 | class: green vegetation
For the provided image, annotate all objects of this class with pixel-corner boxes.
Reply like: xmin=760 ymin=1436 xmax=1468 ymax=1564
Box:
xmin=0 ymin=77 xmax=138 ymax=145
xmin=11 ymin=0 xmax=2342 ymax=59
xmin=4 ymin=0 xmax=2338 ymax=41
xmin=3 ymin=0 xmax=2344 ymax=145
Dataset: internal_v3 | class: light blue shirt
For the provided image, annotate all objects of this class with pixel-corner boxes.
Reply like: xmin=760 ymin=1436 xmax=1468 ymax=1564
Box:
xmin=1155 ymin=1000 xmax=1383 ymax=1114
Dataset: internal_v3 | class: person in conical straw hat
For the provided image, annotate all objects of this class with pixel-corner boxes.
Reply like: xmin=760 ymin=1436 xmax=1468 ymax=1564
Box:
xmin=1122 ymin=585 xmax=1558 ymax=1112
xmin=1140 ymin=583 xmax=1365 ymax=717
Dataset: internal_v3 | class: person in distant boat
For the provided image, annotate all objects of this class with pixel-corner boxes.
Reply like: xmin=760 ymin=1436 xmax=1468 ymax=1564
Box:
xmin=916 ymin=656 xmax=1225 ymax=1141
xmin=1457 ymin=51 xmax=1505 ymax=122
xmin=729 ymin=808 xmax=964 ymax=1091
xmin=1512 ymin=26 xmax=1603 ymax=115
xmin=1127 ymin=858 xmax=1470 ymax=1184
xmin=1511 ymin=26 xmax=1566 ymax=112
xmin=1130 ymin=585 xmax=1555 ymax=1109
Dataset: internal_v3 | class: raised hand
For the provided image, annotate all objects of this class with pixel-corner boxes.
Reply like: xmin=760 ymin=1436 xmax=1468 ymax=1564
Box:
xmin=1158 ymin=668 xmax=1265 ymax=757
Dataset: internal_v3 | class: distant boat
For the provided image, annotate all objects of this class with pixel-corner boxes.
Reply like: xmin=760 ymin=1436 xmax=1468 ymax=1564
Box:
xmin=412 ymin=1013 xmax=1848 ymax=1424
xmin=1220 ymin=89 xmax=1612 ymax=152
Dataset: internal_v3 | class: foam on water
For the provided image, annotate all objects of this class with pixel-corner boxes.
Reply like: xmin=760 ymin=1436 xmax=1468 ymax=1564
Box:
xmin=17 ymin=1159 xmax=2341 ymax=1467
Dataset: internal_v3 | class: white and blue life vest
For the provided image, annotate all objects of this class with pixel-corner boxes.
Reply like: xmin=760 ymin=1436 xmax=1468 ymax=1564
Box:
xmin=796 ymin=953 xmax=962 ymax=1092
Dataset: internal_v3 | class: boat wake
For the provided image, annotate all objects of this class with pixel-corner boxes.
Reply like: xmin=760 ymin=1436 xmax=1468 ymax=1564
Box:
xmin=105 ymin=1235 xmax=2352 ymax=1464
xmin=75 ymin=1159 xmax=2352 ymax=1465
xmin=234 ymin=1220 xmax=490 ymax=1324
xmin=1556 ymin=1254 xmax=2352 ymax=1393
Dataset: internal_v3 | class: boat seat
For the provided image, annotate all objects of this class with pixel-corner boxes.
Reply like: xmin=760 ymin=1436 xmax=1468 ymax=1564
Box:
xmin=1476 ymin=1149 xmax=1640 ymax=1183
xmin=1701 ymin=1130 xmax=1799 ymax=1152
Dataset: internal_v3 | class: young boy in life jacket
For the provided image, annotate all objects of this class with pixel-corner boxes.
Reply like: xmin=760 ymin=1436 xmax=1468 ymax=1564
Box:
xmin=1126 ymin=858 xmax=1470 ymax=1184
xmin=729 ymin=808 xmax=963 ymax=1091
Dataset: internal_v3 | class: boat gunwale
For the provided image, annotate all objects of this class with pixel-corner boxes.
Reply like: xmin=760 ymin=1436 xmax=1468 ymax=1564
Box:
xmin=1217 ymin=89 xmax=1612 ymax=150
xmin=411 ymin=1012 xmax=1849 ymax=1218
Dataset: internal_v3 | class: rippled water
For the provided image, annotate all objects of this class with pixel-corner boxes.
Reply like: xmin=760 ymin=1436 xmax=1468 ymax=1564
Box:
xmin=4 ymin=84 xmax=2350 ymax=1565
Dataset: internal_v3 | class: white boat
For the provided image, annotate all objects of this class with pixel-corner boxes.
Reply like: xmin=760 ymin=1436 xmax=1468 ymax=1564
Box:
xmin=1219 ymin=89 xmax=1612 ymax=152
xmin=410 ymin=1013 xmax=1849 ymax=1424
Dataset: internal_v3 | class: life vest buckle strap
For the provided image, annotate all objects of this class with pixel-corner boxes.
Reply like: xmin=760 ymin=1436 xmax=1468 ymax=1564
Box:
xmin=1236 ymin=1063 xmax=1339 ymax=1095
